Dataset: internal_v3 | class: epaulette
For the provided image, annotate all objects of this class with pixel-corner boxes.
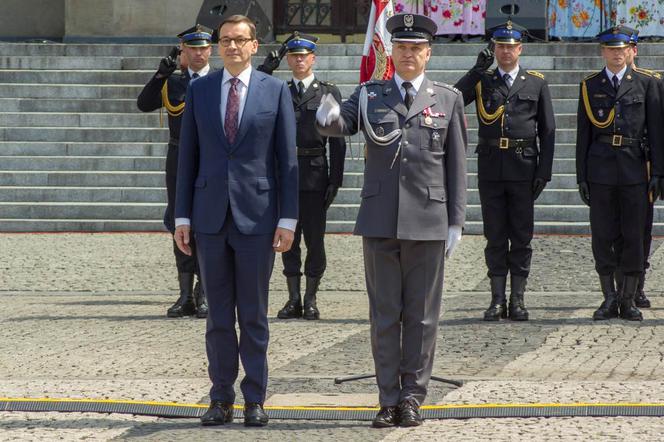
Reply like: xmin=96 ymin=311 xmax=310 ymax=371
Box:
xmin=633 ymin=66 xmax=662 ymax=79
xmin=433 ymin=81 xmax=461 ymax=95
xmin=526 ymin=70 xmax=545 ymax=79
xmin=319 ymin=79 xmax=336 ymax=87
xmin=583 ymin=72 xmax=601 ymax=81
xmin=360 ymin=79 xmax=385 ymax=87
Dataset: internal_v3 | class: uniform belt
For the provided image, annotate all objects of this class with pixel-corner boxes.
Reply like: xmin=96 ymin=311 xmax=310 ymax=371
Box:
xmin=169 ymin=137 xmax=179 ymax=145
xmin=297 ymin=147 xmax=325 ymax=157
xmin=596 ymin=134 xmax=641 ymax=148
xmin=479 ymin=137 xmax=535 ymax=150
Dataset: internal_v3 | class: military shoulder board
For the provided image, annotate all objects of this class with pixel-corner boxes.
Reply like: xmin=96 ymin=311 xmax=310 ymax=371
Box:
xmin=583 ymin=72 xmax=601 ymax=81
xmin=360 ymin=79 xmax=385 ymax=87
xmin=319 ymin=80 xmax=336 ymax=87
xmin=633 ymin=67 xmax=662 ymax=80
xmin=526 ymin=70 xmax=545 ymax=79
xmin=433 ymin=81 xmax=461 ymax=95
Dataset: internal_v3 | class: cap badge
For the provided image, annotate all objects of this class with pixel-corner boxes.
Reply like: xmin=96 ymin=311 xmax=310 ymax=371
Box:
xmin=506 ymin=20 xmax=513 ymax=30
xmin=404 ymin=14 xmax=414 ymax=27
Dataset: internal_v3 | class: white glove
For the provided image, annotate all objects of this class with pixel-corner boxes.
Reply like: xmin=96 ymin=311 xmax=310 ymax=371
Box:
xmin=316 ymin=93 xmax=340 ymax=126
xmin=445 ymin=225 xmax=462 ymax=258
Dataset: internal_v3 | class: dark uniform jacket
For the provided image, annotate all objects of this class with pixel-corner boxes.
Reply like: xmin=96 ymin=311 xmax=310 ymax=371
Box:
xmin=287 ymin=77 xmax=346 ymax=191
xmin=576 ymin=67 xmax=663 ymax=186
xmin=455 ymin=67 xmax=556 ymax=182
xmin=318 ymin=77 xmax=467 ymax=241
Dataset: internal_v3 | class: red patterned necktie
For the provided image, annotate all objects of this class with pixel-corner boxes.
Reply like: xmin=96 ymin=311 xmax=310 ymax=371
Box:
xmin=225 ymin=77 xmax=240 ymax=144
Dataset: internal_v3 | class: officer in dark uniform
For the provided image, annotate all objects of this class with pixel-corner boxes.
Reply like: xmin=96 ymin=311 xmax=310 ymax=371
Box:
xmin=137 ymin=25 xmax=213 ymax=318
xmin=613 ymin=27 xmax=663 ymax=308
xmin=455 ymin=22 xmax=555 ymax=321
xmin=276 ymin=34 xmax=346 ymax=320
xmin=576 ymin=26 xmax=662 ymax=321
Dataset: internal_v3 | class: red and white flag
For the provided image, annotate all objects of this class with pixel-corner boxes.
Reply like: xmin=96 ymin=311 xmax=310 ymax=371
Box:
xmin=360 ymin=0 xmax=395 ymax=83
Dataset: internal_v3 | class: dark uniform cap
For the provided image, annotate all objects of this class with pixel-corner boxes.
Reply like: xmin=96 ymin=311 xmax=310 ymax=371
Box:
xmin=177 ymin=24 xmax=213 ymax=47
xmin=597 ymin=26 xmax=633 ymax=48
xmin=286 ymin=33 xmax=319 ymax=54
xmin=489 ymin=20 xmax=525 ymax=45
xmin=386 ymin=13 xmax=437 ymax=43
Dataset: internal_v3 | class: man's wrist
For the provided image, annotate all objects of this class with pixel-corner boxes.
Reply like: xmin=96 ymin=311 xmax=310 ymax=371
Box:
xmin=175 ymin=218 xmax=191 ymax=227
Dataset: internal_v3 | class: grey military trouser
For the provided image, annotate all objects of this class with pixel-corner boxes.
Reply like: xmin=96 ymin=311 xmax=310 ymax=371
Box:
xmin=363 ymin=237 xmax=446 ymax=406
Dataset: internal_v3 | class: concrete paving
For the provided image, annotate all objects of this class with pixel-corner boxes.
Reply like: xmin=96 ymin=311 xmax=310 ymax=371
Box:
xmin=1 ymin=233 xmax=664 ymax=440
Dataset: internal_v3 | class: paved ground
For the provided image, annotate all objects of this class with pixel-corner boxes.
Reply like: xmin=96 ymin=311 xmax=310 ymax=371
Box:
xmin=1 ymin=232 xmax=664 ymax=441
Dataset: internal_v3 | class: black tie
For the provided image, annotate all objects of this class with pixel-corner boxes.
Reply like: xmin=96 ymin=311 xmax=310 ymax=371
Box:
xmin=191 ymin=73 xmax=199 ymax=80
xmin=612 ymin=74 xmax=619 ymax=91
xmin=402 ymin=81 xmax=414 ymax=110
xmin=298 ymin=81 xmax=305 ymax=99
xmin=503 ymin=73 xmax=511 ymax=88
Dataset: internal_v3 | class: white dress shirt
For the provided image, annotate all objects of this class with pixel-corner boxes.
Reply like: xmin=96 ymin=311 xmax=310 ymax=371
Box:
xmin=604 ymin=65 xmax=627 ymax=85
xmin=292 ymin=73 xmax=315 ymax=93
xmin=393 ymin=72 xmax=425 ymax=101
xmin=188 ymin=64 xmax=210 ymax=79
xmin=175 ymin=65 xmax=296 ymax=232
xmin=497 ymin=65 xmax=520 ymax=88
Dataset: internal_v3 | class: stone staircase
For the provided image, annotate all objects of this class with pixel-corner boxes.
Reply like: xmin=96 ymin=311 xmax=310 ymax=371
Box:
xmin=0 ymin=42 xmax=663 ymax=233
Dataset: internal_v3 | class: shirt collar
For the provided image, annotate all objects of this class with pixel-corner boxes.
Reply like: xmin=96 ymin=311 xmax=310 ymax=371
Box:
xmin=497 ymin=65 xmax=520 ymax=81
xmin=605 ymin=65 xmax=627 ymax=82
xmin=292 ymin=73 xmax=315 ymax=91
xmin=188 ymin=64 xmax=210 ymax=78
xmin=394 ymin=72 xmax=425 ymax=94
xmin=222 ymin=65 xmax=252 ymax=87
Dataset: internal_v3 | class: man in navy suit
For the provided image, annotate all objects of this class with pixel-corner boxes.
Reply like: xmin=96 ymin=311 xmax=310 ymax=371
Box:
xmin=174 ymin=14 xmax=298 ymax=427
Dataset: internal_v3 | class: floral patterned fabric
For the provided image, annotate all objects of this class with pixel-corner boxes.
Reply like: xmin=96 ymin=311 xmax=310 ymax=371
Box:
xmin=548 ymin=0 xmax=609 ymax=38
xmin=393 ymin=0 xmax=486 ymax=36
xmin=610 ymin=1 xmax=664 ymax=37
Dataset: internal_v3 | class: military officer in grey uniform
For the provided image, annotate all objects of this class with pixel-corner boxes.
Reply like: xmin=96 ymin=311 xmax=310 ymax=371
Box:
xmin=454 ymin=22 xmax=555 ymax=322
xmin=316 ymin=13 xmax=467 ymax=428
xmin=576 ymin=26 xmax=662 ymax=321
xmin=277 ymin=34 xmax=346 ymax=321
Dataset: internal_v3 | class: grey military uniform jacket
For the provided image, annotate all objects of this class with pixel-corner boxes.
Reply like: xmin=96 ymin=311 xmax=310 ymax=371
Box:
xmin=318 ymin=76 xmax=467 ymax=241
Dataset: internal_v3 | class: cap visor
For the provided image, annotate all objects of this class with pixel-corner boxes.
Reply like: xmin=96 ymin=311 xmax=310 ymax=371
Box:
xmin=391 ymin=37 xmax=430 ymax=43
xmin=184 ymin=41 xmax=211 ymax=47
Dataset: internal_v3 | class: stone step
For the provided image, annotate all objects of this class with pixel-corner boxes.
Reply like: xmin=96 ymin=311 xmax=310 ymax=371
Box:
xmin=0 ymin=202 xmax=165 ymax=219
xmin=0 ymin=126 xmax=578 ymax=143
xmin=0 ymin=171 xmax=163 ymax=187
xmin=0 ymin=98 xmax=142 ymax=113
xmin=0 ymin=156 xmax=165 ymax=171
xmin=0 ymin=83 xmax=582 ymax=99
xmin=0 ymin=142 xmax=167 ymax=156
xmin=0 ymin=186 xmax=165 ymax=202
xmin=1 ymin=42 xmax=663 ymax=57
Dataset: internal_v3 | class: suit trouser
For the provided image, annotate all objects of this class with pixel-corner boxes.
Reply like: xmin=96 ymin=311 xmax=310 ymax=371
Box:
xmin=589 ymin=183 xmax=647 ymax=276
xmin=282 ymin=190 xmax=327 ymax=278
xmin=478 ymin=180 xmax=534 ymax=277
xmin=166 ymin=143 xmax=198 ymax=274
xmin=195 ymin=211 xmax=275 ymax=404
xmin=363 ymin=237 xmax=445 ymax=407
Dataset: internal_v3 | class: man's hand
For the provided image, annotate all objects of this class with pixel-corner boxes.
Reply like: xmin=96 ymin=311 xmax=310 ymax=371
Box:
xmin=532 ymin=178 xmax=547 ymax=201
xmin=174 ymin=225 xmax=192 ymax=256
xmin=324 ymin=184 xmax=339 ymax=210
xmin=273 ymin=227 xmax=294 ymax=253
xmin=157 ymin=46 xmax=179 ymax=78
xmin=578 ymin=182 xmax=590 ymax=206
xmin=445 ymin=225 xmax=462 ymax=259
xmin=472 ymin=43 xmax=494 ymax=72
xmin=256 ymin=49 xmax=283 ymax=75
xmin=648 ymin=176 xmax=660 ymax=201
xmin=316 ymin=93 xmax=340 ymax=126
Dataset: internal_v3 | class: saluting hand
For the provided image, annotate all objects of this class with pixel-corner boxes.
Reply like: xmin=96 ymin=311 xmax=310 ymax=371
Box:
xmin=472 ymin=43 xmax=494 ymax=72
xmin=157 ymin=46 xmax=179 ymax=78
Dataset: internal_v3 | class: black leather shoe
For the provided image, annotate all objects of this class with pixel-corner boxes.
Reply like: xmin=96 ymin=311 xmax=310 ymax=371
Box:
xmin=508 ymin=275 xmax=529 ymax=321
xmin=619 ymin=275 xmax=643 ymax=321
xmin=483 ymin=276 xmax=507 ymax=321
xmin=167 ymin=272 xmax=197 ymax=317
xmin=277 ymin=276 xmax=302 ymax=319
xmin=593 ymin=274 xmax=619 ymax=320
xmin=200 ymin=401 xmax=234 ymax=426
xmin=372 ymin=406 xmax=398 ymax=428
xmin=243 ymin=403 xmax=268 ymax=427
xmin=398 ymin=399 xmax=423 ymax=427
xmin=194 ymin=280 xmax=208 ymax=318
xmin=634 ymin=274 xmax=651 ymax=308
xmin=303 ymin=276 xmax=321 ymax=320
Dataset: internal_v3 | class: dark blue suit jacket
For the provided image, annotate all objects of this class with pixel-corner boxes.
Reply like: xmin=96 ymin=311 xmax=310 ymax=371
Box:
xmin=175 ymin=68 xmax=298 ymax=235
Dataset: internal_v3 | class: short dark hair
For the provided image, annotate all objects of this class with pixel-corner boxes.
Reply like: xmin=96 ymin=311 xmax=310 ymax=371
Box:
xmin=218 ymin=15 xmax=257 ymax=40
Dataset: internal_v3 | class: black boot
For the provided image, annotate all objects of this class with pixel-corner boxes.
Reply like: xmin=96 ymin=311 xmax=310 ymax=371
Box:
xmin=634 ymin=273 xmax=651 ymax=308
xmin=614 ymin=270 xmax=624 ymax=299
xmin=619 ymin=275 xmax=643 ymax=321
xmin=277 ymin=276 xmax=302 ymax=319
xmin=167 ymin=272 xmax=196 ymax=317
xmin=194 ymin=278 xmax=208 ymax=319
xmin=508 ymin=275 xmax=529 ymax=321
xmin=483 ymin=276 xmax=507 ymax=321
xmin=303 ymin=276 xmax=321 ymax=320
xmin=593 ymin=274 xmax=619 ymax=320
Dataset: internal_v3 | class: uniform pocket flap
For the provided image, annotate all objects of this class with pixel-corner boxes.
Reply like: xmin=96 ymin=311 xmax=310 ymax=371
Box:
xmin=419 ymin=115 xmax=446 ymax=129
xmin=625 ymin=94 xmax=644 ymax=105
xmin=518 ymin=93 xmax=537 ymax=101
xmin=194 ymin=176 xmax=207 ymax=188
xmin=361 ymin=180 xmax=381 ymax=198
xmin=427 ymin=185 xmax=446 ymax=202
xmin=257 ymin=177 xmax=274 ymax=190
xmin=368 ymin=112 xmax=398 ymax=124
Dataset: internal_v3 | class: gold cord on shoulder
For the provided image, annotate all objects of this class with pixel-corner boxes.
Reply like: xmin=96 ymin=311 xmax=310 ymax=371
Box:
xmin=581 ymin=80 xmax=615 ymax=129
xmin=161 ymin=82 xmax=185 ymax=117
xmin=474 ymin=81 xmax=504 ymax=125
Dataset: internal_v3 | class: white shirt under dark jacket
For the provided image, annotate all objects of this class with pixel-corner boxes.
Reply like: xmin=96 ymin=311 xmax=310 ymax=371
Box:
xmin=175 ymin=65 xmax=297 ymax=232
